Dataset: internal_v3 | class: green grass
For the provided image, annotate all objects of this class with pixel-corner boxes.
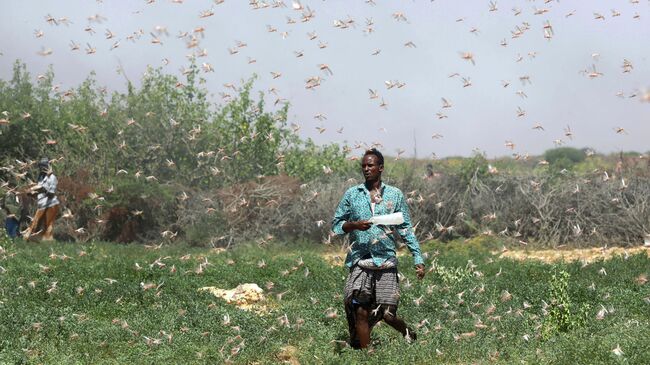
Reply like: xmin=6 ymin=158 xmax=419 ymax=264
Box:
xmin=0 ymin=235 xmax=648 ymax=364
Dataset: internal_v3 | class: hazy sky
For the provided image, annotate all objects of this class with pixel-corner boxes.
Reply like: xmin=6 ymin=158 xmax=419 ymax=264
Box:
xmin=1 ymin=0 xmax=649 ymax=158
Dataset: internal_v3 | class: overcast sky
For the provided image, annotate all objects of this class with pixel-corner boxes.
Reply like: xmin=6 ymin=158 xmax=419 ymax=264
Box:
xmin=1 ymin=0 xmax=649 ymax=159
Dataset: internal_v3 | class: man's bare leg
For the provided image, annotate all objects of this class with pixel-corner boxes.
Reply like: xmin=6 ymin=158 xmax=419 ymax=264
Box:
xmin=344 ymin=298 xmax=359 ymax=348
xmin=355 ymin=306 xmax=371 ymax=348
xmin=42 ymin=205 xmax=58 ymax=241
xmin=23 ymin=208 xmax=45 ymax=240
xmin=382 ymin=305 xmax=416 ymax=341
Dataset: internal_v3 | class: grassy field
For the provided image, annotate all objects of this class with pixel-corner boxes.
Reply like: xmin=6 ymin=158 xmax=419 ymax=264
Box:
xmin=1 ymin=235 xmax=649 ymax=364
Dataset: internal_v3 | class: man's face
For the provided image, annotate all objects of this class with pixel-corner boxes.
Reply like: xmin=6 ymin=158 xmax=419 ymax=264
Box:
xmin=361 ymin=154 xmax=383 ymax=182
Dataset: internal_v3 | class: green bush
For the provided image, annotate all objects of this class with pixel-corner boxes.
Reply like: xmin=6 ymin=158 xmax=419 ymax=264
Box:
xmin=183 ymin=212 xmax=228 ymax=247
xmin=542 ymin=269 xmax=590 ymax=339
xmin=284 ymin=139 xmax=350 ymax=181
xmin=458 ymin=152 xmax=490 ymax=185
xmin=544 ymin=147 xmax=586 ymax=167
xmin=98 ymin=178 xmax=178 ymax=242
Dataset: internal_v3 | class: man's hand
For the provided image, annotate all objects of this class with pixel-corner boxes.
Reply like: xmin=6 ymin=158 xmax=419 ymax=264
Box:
xmin=343 ymin=220 xmax=373 ymax=233
xmin=415 ymin=264 xmax=425 ymax=280
xmin=354 ymin=220 xmax=373 ymax=231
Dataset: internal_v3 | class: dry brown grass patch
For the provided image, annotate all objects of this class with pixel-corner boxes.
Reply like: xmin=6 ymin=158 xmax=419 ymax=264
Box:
xmin=499 ymin=246 xmax=650 ymax=264
xmin=276 ymin=345 xmax=300 ymax=365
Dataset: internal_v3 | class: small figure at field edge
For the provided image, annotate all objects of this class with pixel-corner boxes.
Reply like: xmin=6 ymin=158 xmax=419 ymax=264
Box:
xmin=22 ymin=158 xmax=60 ymax=241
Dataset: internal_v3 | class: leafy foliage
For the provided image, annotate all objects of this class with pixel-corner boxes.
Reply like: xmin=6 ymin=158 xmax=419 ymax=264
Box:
xmin=0 ymin=62 xmax=348 ymax=186
xmin=428 ymin=257 xmax=475 ymax=284
xmin=458 ymin=152 xmax=490 ymax=185
xmin=0 ymin=62 xmax=349 ymax=243
xmin=541 ymin=269 xmax=590 ymax=339
xmin=544 ymin=147 xmax=587 ymax=173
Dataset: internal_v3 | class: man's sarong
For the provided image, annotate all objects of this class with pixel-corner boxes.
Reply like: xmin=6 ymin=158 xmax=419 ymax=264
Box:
xmin=344 ymin=265 xmax=400 ymax=307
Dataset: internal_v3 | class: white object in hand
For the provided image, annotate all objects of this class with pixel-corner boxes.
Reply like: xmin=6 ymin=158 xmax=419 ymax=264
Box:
xmin=369 ymin=212 xmax=404 ymax=225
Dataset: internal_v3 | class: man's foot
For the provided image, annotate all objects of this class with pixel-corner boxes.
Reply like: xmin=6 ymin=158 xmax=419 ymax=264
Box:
xmin=404 ymin=327 xmax=417 ymax=343
xmin=349 ymin=338 xmax=361 ymax=350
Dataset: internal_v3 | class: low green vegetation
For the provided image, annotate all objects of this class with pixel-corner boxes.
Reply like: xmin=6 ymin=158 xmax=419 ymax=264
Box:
xmin=1 ymin=235 xmax=648 ymax=364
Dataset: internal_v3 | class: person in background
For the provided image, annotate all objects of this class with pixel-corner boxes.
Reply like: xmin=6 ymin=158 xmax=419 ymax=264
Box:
xmin=1 ymin=193 xmax=21 ymax=238
xmin=425 ymin=163 xmax=434 ymax=179
xmin=23 ymin=158 xmax=60 ymax=241
xmin=332 ymin=148 xmax=426 ymax=349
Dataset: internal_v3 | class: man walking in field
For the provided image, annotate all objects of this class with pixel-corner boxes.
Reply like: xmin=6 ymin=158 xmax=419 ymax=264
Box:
xmin=332 ymin=148 xmax=426 ymax=349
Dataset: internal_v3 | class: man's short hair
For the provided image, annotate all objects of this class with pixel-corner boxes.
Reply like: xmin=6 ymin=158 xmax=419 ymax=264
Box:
xmin=363 ymin=148 xmax=384 ymax=166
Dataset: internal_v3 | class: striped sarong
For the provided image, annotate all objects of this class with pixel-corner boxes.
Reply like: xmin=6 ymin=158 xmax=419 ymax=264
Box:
xmin=344 ymin=264 xmax=400 ymax=307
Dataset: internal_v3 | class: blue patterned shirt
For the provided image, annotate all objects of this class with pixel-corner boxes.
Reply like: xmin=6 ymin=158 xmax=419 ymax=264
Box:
xmin=332 ymin=182 xmax=424 ymax=268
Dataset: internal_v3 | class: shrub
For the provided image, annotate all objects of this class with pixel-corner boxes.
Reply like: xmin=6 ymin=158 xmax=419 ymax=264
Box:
xmin=458 ymin=152 xmax=490 ymax=185
xmin=541 ymin=269 xmax=590 ymax=339
xmin=284 ymin=139 xmax=350 ymax=182
xmin=183 ymin=211 xmax=228 ymax=247
xmin=99 ymin=178 xmax=177 ymax=242
xmin=544 ymin=147 xmax=586 ymax=166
